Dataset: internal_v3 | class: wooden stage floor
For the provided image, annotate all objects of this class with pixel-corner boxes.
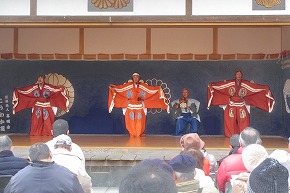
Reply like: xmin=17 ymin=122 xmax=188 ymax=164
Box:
xmin=9 ymin=134 xmax=288 ymax=151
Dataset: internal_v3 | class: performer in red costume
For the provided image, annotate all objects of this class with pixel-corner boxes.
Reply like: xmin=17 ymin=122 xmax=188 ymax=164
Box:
xmin=207 ymin=70 xmax=275 ymax=137
xmin=12 ymin=75 xmax=69 ymax=136
xmin=108 ymin=73 xmax=169 ymax=137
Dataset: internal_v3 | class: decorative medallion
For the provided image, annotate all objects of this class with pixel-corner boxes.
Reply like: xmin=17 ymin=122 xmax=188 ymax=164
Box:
xmin=43 ymin=109 xmax=49 ymax=120
xmin=35 ymin=108 xmax=41 ymax=119
xmin=91 ymin=0 xmax=130 ymax=9
xmin=255 ymin=0 xmax=282 ymax=8
xmin=139 ymin=90 xmax=146 ymax=98
xmin=229 ymin=108 xmax=234 ymax=118
xmin=43 ymin=90 xmax=50 ymax=98
xmin=137 ymin=112 xmax=142 ymax=120
xmin=129 ymin=111 xmax=134 ymax=120
xmin=238 ymin=88 xmax=247 ymax=98
xmin=34 ymin=90 xmax=40 ymax=97
xmin=126 ymin=90 xmax=133 ymax=99
xmin=228 ymin=87 xmax=236 ymax=96
xmin=240 ymin=109 xmax=247 ymax=118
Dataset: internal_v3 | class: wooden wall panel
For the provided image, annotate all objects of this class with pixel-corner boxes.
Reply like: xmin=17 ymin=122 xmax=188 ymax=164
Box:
xmin=84 ymin=28 xmax=146 ymax=54
xmin=0 ymin=28 xmax=14 ymax=53
xmin=151 ymin=28 xmax=213 ymax=54
xmin=218 ymin=28 xmax=282 ymax=54
xmin=18 ymin=28 xmax=79 ymax=54
xmin=282 ymin=26 xmax=290 ymax=51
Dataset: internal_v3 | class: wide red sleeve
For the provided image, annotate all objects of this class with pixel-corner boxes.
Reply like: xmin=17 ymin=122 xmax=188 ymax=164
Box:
xmin=45 ymin=84 xmax=69 ymax=111
xmin=12 ymin=84 xmax=39 ymax=114
xmin=242 ymin=81 xmax=275 ymax=112
xmin=140 ymin=84 xmax=169 ymax=112
xmin=108 ymin=83 xmax=133 ymax=112
xmin=207 ymin=80 xmax=234 ymax=109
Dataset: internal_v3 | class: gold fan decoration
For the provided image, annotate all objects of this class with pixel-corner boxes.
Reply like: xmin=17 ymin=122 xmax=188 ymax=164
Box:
xmin=91 ymin=0 xmax=130 ymax=9
xmin=45 ymin=73 xmax=74 ymax=117
xmin=255 ymin=0 xmax=282 ymax=8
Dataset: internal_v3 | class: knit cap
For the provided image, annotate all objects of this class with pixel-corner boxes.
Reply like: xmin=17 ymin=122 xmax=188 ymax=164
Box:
xmin=247 ymin=158 xmax=288 ymax=193
xmin=242 ymin=144 xmax=268 ymax=172
xmin=168 ymin=154 xmax=197 ymax=173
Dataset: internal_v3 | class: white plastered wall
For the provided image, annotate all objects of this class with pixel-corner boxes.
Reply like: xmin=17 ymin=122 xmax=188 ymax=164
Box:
xmin=0 ymin=28 xmax=14 ymax=53
xmin=218 ymin=28 xmax=282 ymax=54
xmin=84 ymin=28 xmax=146 ymax=54
xmin=18 ymin=28 xmax=79 ymax=54
xmin=282 ymin=26 xmax=290 ymax=51
xmin=151 ymin=28 xmax=213 ymax=54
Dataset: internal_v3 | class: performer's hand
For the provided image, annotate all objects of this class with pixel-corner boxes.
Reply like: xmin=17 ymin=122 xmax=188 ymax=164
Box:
xmin=250 ymin=80 xmax=254 ymax=83
xmin=174 ymin=104 xmax=179 ymax=110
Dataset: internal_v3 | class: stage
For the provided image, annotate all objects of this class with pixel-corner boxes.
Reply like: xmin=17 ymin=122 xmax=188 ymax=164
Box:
xmin=10 ymin=134 xmax=288 ymax=160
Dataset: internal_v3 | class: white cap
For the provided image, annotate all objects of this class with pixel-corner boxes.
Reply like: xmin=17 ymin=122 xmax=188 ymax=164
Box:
xmin=132 ymin=72 xmax=140 ymax=77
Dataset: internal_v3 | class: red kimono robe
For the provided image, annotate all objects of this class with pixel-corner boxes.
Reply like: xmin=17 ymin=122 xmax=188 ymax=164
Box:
xmin=13 ymin=83 xmax=69 ymax=136
xmin=108 ymin=82 xmax=169 ymax=137
xmin=207 ymin=79 xmax=275 ymax=137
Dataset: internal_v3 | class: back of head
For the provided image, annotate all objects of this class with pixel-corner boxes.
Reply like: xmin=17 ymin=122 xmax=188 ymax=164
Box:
xmin=140 ymin=159 xmax=174 ymax=176
xmin=248 ymin=158 xmax=289 ymax=193
xmin=168 ymin=154 xmax=197 ymax=182
xmin=239 ymin=127 xmax=261 ymax=147
xmin=230 ymin=134 xmax=240 ymax=148
xmin=119 ymin=163 xmax=177 ymax=193
xmin=180 ymin=148 xmax=204 ymax=170
xmin=52 ymin=119 xmax=69 ymax=137
xmin=0 ymin=135 xmax=12 ymax=151
xmin=242 ymin=144 xmax=268 ymax=172
xmin=29 ymin=143 xmax=50 ymax=162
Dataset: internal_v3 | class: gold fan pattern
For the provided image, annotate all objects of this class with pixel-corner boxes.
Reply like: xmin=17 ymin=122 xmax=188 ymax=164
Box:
xmin=91 ymin=0 xmax=130 ymax=9
xmin=255 ymin=0 xmax=282 ymax=8
xmin=45 ymin=73 xmax=74 ymax=117
xmin=146 ymin=78 xmax=171 ymax=114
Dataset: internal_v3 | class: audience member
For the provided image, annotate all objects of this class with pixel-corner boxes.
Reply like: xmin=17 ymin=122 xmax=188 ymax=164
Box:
xmin=247 ymin=158 xmax=288 ymax=193
xmin=52 ymin=134 xmax=92 ymax=193
xmin=219 ymin=134 xmax=240 ymax=165
xmin=46 ymin=119 xmax=85 ymax=166
xmin=268 ymin=149 xmax=290 ymax=190
xmin=181 ymin=150 xmax=218 ymax=192
xmin=168 ymin=154 xmax=218 ymax=193
xmin=140 ymin=158 xmax=174 ymax=176
xmin=217 ymin=127 xmax=261 ymax=192
xmin=4 ymin=143 xmax=84 ymax=193
xmin=168 ymin=154 xmax=200 ymax=192
xmin=180 ymin=133 xmax=217 ymax=174
xmin=119 ymin=162 xmax=177 ymax=193
xmin=180 ymin=148 xmax=210 ymax=176
xmin=0 ymin=135 xmax=29 ymax=175
xmin=232 ymin=144 xmax=268 ymax=193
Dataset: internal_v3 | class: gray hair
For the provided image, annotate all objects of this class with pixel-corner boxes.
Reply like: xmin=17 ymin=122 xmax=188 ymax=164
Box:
xmin=239 ymin=127 xmax=261 ymax=147
xmin=0 ymin=135 xmax=12 ymax=151
xmin=52 ymin=119 xmax=69 ymax=137
xmin=29 ymin=143 xmax=50 ymax=162
xmin=119 ymin=163 xmax=177 ymax=193
xmin=174 ymin=171 xmax=196 ymax=182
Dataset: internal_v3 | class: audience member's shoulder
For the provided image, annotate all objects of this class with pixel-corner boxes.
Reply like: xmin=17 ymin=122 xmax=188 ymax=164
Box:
xmin=220 ymin=151 xmax=242 ymax=165
xmin=53 ymin=162 xmax=77 ymax=176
